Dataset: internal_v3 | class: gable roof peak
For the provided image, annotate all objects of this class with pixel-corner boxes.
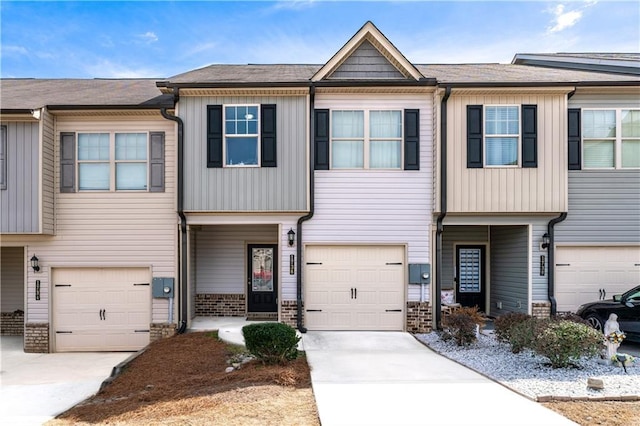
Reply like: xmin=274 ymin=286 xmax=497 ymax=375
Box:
xmin=311 ymin=21 xmax=423 ymax=82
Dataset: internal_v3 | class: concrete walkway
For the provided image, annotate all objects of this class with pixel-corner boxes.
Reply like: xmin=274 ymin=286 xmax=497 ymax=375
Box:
xmin=0 ymin=336 xmax=133 ymax=426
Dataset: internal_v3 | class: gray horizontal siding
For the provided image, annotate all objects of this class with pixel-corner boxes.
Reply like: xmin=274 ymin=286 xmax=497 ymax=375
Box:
xmin=490 ymin=226 xmax=529 ymax=315
xmin=1 ymin=247 xmax=24 ymax=312
xmin=442 ymin=226 xmax=489 ymax=290
xmin=329 ymin=40 xmax=405 ymax=80
xmin=556 ymin=171 xmax=640 ymax=243
xmin=181 ymin=96 xmax=308 ymax=212
xmin=0 ymin=122 xmax=39 ymax=233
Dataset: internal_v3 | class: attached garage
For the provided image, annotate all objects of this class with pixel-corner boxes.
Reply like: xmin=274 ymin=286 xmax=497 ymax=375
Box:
xmin=555 ymin=246 xmax=640 ymax=313
xmin=304 ymin=245 xmax=405 ymax=331
xmin=53 ymin=268 xmax=151 ymax=352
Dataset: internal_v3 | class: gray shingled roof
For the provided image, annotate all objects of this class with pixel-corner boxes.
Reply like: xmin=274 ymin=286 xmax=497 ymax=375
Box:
xmin=516 ymin=53 xmax=640 ymax=62
xmin=1 ymin=79 xmax=173 ymax=111
xmin=167 ymin=64 xmax=321 ymax=84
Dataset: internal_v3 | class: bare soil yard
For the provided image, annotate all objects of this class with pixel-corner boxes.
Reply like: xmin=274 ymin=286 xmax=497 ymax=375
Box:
xmin=45 ymin=331 xmax=639 ymax=426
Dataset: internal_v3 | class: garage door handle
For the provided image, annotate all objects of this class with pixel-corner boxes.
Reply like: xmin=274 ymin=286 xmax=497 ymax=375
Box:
xmin=306 ymin=309 xmax=322 ymax=312
xmin=134 ymin=330 xmax=150 ymax=333
xmin=386 ymin=309 xmax=402 ymax=312
xmin=556 ymin=263 xmax=570 ymax=266
xmin=306 ymin=262 xmax=323 ymax=265
xmin=56 ymin=331 xmax=73 ymax=334
xmin=386 ymin=262 xmax=402 ymax=265
xmin=55 ymin=284 xmax=72 ymax=287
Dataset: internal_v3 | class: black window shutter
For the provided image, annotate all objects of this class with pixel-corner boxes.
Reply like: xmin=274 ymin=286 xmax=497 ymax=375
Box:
xmin=207 ymin=105 xmax=223 ymax=168
xmin=60 ymin=132 xmax=76 ymax=193
xmin=261 ymin=104 xmax=277 ymax=167
xmin=467 ymin=105 xmax=483 ymax=168
xmin=149 ymin=132 xmax=165 ymax=192
xmin=314 ymin=109 xmax=330 ymax=170
xmin=521 ymin=105 xmax=538 ymax=168
xmin=404 ymin=109 xmax=420 ymax=170
xmin=568 ymin=108 xmax=582 ymax=170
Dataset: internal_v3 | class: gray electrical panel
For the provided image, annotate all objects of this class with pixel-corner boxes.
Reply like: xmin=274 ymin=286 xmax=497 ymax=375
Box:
xmin=152 ymin=277 xmax=175 ymax=298
xmin=408 ymin=264 xmax=431 ymax=284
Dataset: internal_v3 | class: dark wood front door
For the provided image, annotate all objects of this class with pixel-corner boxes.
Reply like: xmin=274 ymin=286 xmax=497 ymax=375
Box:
xmin=456 ymin=245 xmax=486 ymax=312
xmin=247 ymin=244 xmax=278 ymax=313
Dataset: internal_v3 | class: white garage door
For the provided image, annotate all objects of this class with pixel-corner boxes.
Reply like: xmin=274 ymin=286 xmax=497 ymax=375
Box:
xmin=304 ymin=245 xmax=405 ymax=331
xmin=53 ymin=268 xmax=151 ymax=352
xmin=555 ymin=246 xmax=640 ymax=313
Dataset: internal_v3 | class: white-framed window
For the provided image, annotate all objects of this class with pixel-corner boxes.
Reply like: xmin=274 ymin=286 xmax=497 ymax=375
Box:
xmin=484 ymin=105 xmax=519 ymax=167
xmin=331 ymin=109 xmax=402 ymax=169
xmin=77 ymin=132 xmax=148 ymax=191
xmin=583 ymin=109 xmax=640 ymax=169
xmin=224 ymin=105 xmax=259 ymax=167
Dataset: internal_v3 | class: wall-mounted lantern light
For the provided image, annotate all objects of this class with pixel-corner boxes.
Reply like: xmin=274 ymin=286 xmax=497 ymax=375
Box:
xmin=287 ymin=228 xmax=296 ymax=247
xmin=30 ymin=255 xmax=40 ymax=272
xmin=541 ymin=233 xmax=550 ymax=250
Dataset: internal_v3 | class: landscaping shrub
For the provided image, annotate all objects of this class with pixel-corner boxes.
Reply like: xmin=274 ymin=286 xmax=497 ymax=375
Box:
xmin=493 ymin=312 xmax=531 ymax=343
xmin=242 ymin=322 xmax=301 ymax=365
xmin=507 ymin=317 xmax=550 ymax=354
xmin=442 ymin=306 xmax=486 ymax=346
xmin=533 ymin=320 xmax=603 ymax=368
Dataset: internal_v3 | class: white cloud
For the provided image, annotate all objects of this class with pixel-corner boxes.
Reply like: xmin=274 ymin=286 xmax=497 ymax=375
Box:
xmin=272 ymin=0 xmax=317 ymax=11
xmin=3 ymin=45 xmax=29 ymax=56
xmin=137 ymin=31 xmax=158 ymax=43
xmin=548 ymin=4 xmax=582 ymax=33
xmin=84 ymin=59 xmax=159 ymax=78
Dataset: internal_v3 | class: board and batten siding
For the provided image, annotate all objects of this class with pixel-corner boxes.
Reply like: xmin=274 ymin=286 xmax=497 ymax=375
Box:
xmin=0 ymin=121 xmax=40 ymax=233
xmin=42 ymin=109 xmax=55 ymax=234
xmin=17 ymin=116 xmax=177 ymax=324
xmin=329 ymin=40 xmax=405 ymax=80
xmin=306 ymin=94 xmax=434 ymax=302
xmin=490 ymin=225 xmax=529 ymax=315
xmin=568 ymin=92 xmax=640 ymax=109
xmin=180 ymin=96 xmax=308 ymax=212
xmin=446 ymin=93 xmax=567 ymax=213
xmin=556 ymin=171 xmax=640 ymax=243
xmin=1 ymin=247 xmax=24 ymax=311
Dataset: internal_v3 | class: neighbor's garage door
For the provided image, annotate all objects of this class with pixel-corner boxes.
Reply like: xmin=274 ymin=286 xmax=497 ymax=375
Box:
xmin=304 ymin=245 xmax=405 ymax=331
xmin=53 ymin=268 xmax=151 ymax=352
xmin=555 ymin=246 xmax=640 ymax=313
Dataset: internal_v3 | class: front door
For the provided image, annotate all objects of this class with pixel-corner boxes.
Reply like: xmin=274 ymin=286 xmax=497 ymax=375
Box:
xmin=247 ymin=244 xmax=278 ymax=313
xmin=456 ymin=245 xmax=486 ymax=312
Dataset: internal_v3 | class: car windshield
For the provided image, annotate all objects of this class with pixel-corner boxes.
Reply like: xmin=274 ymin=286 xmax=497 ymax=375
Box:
xmin=623 ymin=287 xmax=640 ymax=301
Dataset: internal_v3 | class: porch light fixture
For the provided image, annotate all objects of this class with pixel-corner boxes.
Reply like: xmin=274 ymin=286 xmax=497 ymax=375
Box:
xmin=541 ymin=233 xmax=550 ymax=250
xmin=30 ymin=255 xmax=40 ymax=272
xmin=287 ymin=228 xmax=296 ymax=247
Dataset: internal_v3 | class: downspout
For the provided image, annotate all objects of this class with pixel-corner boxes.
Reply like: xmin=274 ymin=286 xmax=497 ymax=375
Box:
xmin=547 ymin=212 xmax=568 ymax=316
xmin=435 ymin=86 xmax=452 ymax=330
xmin=160 ymin=89 xmax=188 ymax=334
xmin=295 ymin=84 xmax=316 ymax=333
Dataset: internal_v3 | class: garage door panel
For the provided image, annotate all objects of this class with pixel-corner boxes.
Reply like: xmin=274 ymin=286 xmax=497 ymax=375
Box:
xmin=53 ymin=268 xmax=151 ymax=352
xmin=305 ymin=245 xmax=405 ymax=331
xmin=556 ymin=247 xmax=640 ymax=312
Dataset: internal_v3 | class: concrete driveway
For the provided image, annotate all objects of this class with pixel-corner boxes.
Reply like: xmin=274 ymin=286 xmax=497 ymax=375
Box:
xmin=302 ymin=332 xmax=577 ymax=426
xmin=0 ymin=336 xmax=134 ymax=426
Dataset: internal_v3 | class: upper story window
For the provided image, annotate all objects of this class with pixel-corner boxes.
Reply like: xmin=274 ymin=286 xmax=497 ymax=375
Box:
xmin=331 ymin=109 xmax=402 ymax=169
xmin=466 ymin=104 xmax=537 ymax=169
xmin=225 ymin=105 xmax=259 ymax=166
xmin=60 ymin=131 xmax=165 ymax=193
xmin=582 ymin=109 xmax=640 ymax=169
xmin=485 ymin=106 xmax=519 ymax=167
xmin=78 ymin=132 xmax=148 ymax=190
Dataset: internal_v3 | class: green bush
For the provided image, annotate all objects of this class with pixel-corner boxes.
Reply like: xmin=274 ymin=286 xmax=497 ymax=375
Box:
xmin=533 ymin=320 xmax=603 ymax=368
xmin=507 ymin=317 xmax=550 ymax=354
xmin=493 ymin=312 xmax=531 ymax=343
xmin=442 ymin=306 xmax=486 ymax=346
xmin=242 ymin=322 xmax=301 ymax=365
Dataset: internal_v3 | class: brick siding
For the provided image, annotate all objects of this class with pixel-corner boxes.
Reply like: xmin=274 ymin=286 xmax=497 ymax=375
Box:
xmin=195 ymin=294 xmax=246 ymax=316
xmin=1 ymin=311 xmax=24 ymax=335
xmin=24 ymin=323 xmax=49 ymax=353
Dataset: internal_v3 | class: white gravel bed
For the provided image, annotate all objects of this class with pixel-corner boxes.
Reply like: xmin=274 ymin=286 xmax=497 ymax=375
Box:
xmin=416 ymin=331 xmax=640 ymax=400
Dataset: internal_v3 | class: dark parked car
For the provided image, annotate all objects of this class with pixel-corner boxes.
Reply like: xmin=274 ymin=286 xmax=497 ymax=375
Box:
xmin=576 ymin=285 xmax=640 ymax=343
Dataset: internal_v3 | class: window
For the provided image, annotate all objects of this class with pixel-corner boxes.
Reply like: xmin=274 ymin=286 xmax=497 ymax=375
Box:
xmin=330 ymin=109 xmax=402 ymax=169
xmin=0 ymin=126 xmax=6 ymax=190
xmin=224 ymin=105 xmax=259 ymax=166
xmin=583 ymin=109 xmax=640 ymax=169
xmin=485 ymin=106 xmax=519 ymax=166
xmin=77 ymin=132 xmax=148 ymax=191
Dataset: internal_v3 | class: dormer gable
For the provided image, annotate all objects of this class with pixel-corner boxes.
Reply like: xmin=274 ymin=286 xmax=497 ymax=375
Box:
xmin=312 ymin=21 xmax=423 ymax=82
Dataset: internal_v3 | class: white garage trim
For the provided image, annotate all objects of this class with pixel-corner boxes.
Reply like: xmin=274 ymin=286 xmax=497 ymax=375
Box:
xmin=53 ymin=267 xmax=151 ymax=352
xmin=304 ymin=245 xmax=406 ymax=331
xmin=555 ymin=246 xmax=640 ymax=313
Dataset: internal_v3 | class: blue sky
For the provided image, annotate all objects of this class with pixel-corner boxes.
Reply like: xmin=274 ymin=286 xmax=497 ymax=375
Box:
xmin=1 ymin=1 xmax=638 ymax=78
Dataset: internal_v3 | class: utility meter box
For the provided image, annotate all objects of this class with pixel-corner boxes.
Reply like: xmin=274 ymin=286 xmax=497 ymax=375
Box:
xmin=408 ymin=264 xmax=431 ymax=284
xmin=152 ymin=277 xmax=175 ymax=298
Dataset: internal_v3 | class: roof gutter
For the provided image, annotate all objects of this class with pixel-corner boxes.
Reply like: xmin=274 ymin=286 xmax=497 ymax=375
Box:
xmin=435 ymin=86 xmax=452 ymax=330
xmin=547 ymin=212 xmax=568 ymax=316
xmin=159 ymin=89 xmax=188 ymax=334
xmin=295 ymin=84 xmax=316 ymax=334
